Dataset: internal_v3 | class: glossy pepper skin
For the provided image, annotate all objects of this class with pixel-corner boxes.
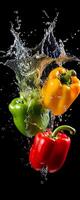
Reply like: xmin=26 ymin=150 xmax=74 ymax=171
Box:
xmin=9 ymin=95 xmax=49 ymax=137
xmin=9 ymin=97 xmax=27 ymax=135
xmin=29 ymin=125 xmax=76 ymax=173
xmin=25 ymin=96 xmax=49 ymax=137
xmin=41 ymin=66 xmax=80 ymax=115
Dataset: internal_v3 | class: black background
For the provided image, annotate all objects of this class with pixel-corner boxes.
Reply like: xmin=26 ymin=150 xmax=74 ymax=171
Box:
xmin=0 ymin=5 xmax=80 ymax=188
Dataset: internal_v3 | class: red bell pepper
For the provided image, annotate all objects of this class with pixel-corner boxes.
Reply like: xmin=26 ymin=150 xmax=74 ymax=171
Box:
xmin=29 ymin=125 xmax=76 ymax=173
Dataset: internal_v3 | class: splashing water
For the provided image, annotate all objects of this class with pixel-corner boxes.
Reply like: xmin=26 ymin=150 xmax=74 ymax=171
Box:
xmin=0 ymin=11 xmax=80 ymax=183
xmin=0 ymin=11 xmax=80 ymax=93
xmin=0 ymin=11 xmax=80 ymax=133
xmin=40 ymin=167 xmax=48 ymax=184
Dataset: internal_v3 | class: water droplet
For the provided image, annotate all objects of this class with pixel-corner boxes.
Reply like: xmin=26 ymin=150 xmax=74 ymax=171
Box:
xmin=40 ymin=167 xmax=48 ymax=184
xmin=58 ymin=115 xmax=62 ymax=122
xmin=30 ymin=31 xmax=33 ymax=34
xmin=42 ymin=10 xmax=50 ymax=19
xmin=0 ymin=88 xmax=3 ymax=91
xmin=1 ymin=127 xmax=6 ymax=131
xmin=74 ymin=33 xmax=76 ymax=36
xmin=14 ymin=10 xmax=19 ymax=14
xmin=77 ymin=29 xmax=80 ymax=32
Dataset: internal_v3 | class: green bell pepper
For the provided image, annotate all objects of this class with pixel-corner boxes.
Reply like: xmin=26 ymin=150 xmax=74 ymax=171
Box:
xmin=9 ymin=97 xmax=27 ymax=135
xmin=9 ymin=94 xmax=49 ymax=137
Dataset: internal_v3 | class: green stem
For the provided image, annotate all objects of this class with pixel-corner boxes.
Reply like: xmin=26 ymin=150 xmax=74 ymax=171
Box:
xmin=52 ymin=125 xmax=76 ymax=137
xmin=60 ymin=70 xmax=77 ymax=85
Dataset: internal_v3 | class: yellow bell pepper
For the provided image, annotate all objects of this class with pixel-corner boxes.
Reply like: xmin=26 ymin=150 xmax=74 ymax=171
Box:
xmin=41 ymin=66 xmax=80 ymax=116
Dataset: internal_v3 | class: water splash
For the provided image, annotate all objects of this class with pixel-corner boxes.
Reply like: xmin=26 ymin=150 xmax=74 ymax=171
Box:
xmin=0 ymin=12 xmax=62 ymax=99
xmin=0 ymin=11 xmax=80 ymax=89
xmin=0 ymin=11 xmax=80 ymax=124
xmin=40 ymin=167 xmax=48 ymax=184
xmin=1 ymin=11 xmax=80 ymax=183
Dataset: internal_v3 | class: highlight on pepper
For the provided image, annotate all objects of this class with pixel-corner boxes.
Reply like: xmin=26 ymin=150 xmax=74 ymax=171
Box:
xmin=41 ymin=66 xmax=80 ymax=116
xmin=29 ymin=125 xmax=76 ymax=173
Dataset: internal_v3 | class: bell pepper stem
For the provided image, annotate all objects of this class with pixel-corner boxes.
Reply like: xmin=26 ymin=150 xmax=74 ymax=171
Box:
xmin=60 ymin=70 xmax=77 ymax=85
xmin=52 ymin=125 xmax=76 ymax=137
